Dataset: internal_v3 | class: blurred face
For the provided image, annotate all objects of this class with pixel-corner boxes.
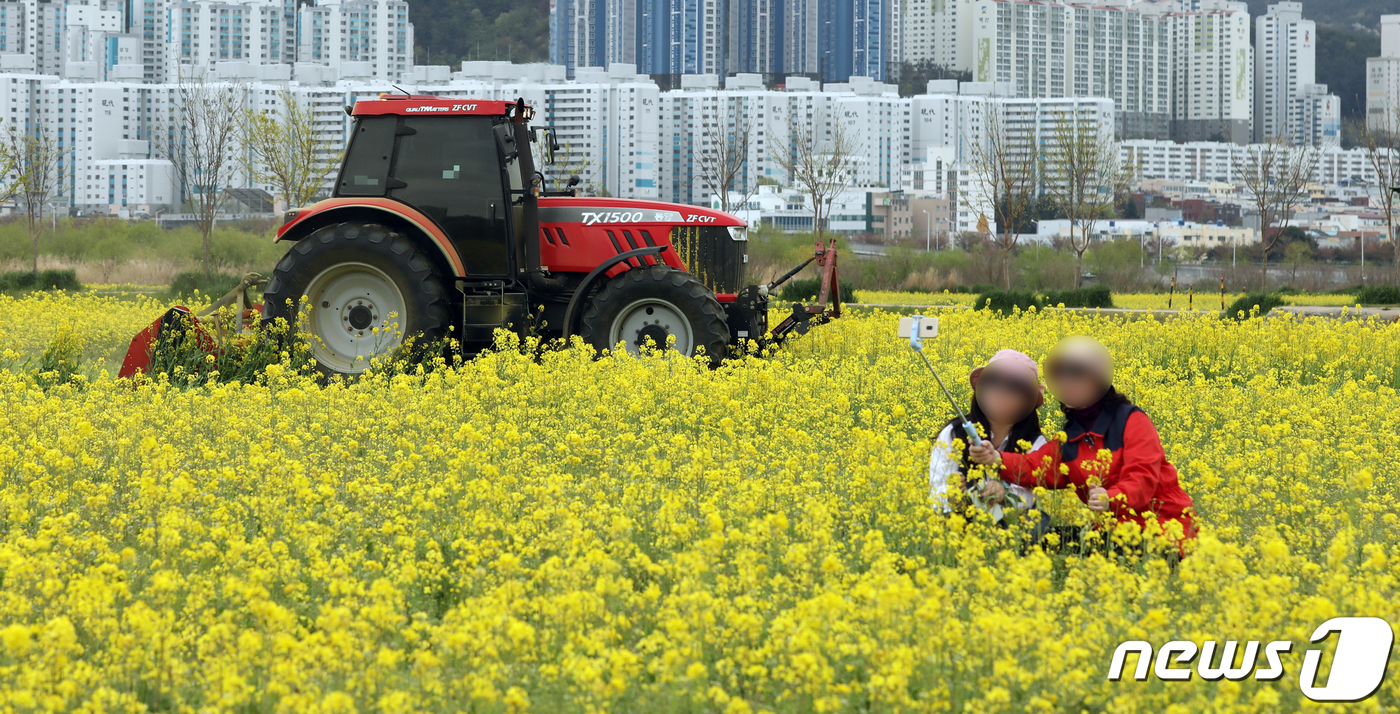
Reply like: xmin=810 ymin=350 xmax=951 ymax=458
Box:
xmin=1046 ymin=360 xmax=1107 ymax=409
xmin=974 ymin=368 xmax=1037 ymax=424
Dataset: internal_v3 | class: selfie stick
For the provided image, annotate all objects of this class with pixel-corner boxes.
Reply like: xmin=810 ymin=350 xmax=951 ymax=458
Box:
xmin=907 ymin=314 xmax=982 ymax=447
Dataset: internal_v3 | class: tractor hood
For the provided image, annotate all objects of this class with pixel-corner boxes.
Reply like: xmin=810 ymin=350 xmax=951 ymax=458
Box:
xmin=538 ymin=197 xmax=748 ymax=231
xmin=537 ymin=196 xmax=749 ymax=294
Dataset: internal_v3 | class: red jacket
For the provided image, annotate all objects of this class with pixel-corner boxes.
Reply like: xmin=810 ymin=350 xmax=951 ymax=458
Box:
xmin=999 ymin=402 xmax=1197 ymax=545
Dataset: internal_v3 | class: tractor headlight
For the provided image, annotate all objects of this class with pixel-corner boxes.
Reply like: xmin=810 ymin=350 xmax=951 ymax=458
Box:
xmin=727 ymin=226 xmax=748 ymax=242
xmin=283 ymin=209 xmax=300 ymax=226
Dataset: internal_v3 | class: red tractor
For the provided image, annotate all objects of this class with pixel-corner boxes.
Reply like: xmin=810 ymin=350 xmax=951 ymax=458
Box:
xmin=123 ymin=96 xmax=842 ymax=378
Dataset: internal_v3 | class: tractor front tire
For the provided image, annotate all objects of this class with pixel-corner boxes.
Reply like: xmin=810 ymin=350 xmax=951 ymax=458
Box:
xmin=579 ymin=265 xmax=729 ymax=366
xmin=263 ymin=221 xmax=451 ymax=376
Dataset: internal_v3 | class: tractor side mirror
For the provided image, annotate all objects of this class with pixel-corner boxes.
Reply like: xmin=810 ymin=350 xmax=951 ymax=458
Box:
xmin=567 ymin=175 xmax=581 ymax=188
xmin=494 ymin=123 xmax=518 ymax=162
xmin=530 ymin=127 xmax=559 ymax=164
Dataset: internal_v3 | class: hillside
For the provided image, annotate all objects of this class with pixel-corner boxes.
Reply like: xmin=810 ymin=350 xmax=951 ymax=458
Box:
xmin=1242 ymin=0 xmax=1390 ymax=29
xmin=1317 ymin=24 xmax=1379 ymax=122
xmin=408 ymin=0 xmax=549 ymax=67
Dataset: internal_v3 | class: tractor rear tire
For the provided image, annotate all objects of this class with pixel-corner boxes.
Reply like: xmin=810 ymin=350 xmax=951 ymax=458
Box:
xmin=263 ymin=221 xmax=451 ymax=376
xmin=579 ymin=265 xmax=729 ymax=366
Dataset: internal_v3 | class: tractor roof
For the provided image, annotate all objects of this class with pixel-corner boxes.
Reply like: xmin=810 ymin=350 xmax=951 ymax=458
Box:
xmin=351 ymin=95 xmax=520 ymax=117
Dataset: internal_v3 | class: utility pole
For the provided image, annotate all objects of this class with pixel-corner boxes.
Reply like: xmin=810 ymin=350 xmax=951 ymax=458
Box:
xmin=922 ymin=209 xmax=930 ymax=251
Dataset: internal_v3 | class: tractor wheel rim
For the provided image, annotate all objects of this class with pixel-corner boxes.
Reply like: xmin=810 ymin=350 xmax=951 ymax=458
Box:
xmin=304 ymin=262 xmax=407 ymax=374
xmin=609 ymin=298 xmax=694 ymax=355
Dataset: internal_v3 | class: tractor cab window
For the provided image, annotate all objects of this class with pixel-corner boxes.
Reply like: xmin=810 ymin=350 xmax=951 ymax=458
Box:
xmin=390 ymin=115 xmax=511 ymax=277
xmin=337 ymin=116 xmax=396 ymax=197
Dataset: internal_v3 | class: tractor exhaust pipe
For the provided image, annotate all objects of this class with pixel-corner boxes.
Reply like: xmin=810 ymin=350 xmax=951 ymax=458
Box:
xmin=511 ymin=97 xmax=567 ymax=293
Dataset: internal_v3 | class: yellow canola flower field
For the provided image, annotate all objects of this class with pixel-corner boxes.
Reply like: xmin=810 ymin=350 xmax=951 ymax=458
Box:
xmin=0 ymin=291 xmax=226 ymax=369
xmin=0 ymin=296 xmax=1399 ymax=712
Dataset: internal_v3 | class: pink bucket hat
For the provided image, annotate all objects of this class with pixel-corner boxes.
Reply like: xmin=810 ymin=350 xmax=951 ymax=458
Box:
xmin=969 ymin=349 xmax=1045 ymax=408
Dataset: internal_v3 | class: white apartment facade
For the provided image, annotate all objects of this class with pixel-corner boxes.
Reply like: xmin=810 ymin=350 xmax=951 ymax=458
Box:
xmin=657 ymin=73 xmax=911 ymax=207
xmin=1366 ymin=15 xmax=1400 ymax=134
xmin=0 ymin=0 xmax=413 ymax=84
xmin=294 ymin=0 xmax=412 ymax=82
xmin=1289 ymin=83 xmax=1340 ymax=149
xmin=0 ymin=0 xmax=132 ymax=79
xmin=915 ymin=0 xmax=1250 ymax=143
xmin=1254 ymin=1 xmax=1313 ymax=143
xmin=1121 ymin=139 xmax=1379 ymax=187
xmin=449 ymin=61 xmax=663 ymax=201
xmin=901 ymin=0 xmax=974 ymax=71
xmin=1165 ymin=0 xmax=1252 ymax=145
xmin=170 ymin=0 xmax=297 ymax=71
xmin=968 ymin=0 xmax=1173 ymax=140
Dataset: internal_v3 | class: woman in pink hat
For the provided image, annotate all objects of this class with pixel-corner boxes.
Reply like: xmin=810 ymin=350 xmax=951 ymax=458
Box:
xmin=929 ymin=349 xmax=1049 ymax=531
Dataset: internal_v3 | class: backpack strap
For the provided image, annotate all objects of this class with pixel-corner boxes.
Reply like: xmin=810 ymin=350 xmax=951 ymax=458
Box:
xmin=1062 ymin=402 xmax=1141 ymax=461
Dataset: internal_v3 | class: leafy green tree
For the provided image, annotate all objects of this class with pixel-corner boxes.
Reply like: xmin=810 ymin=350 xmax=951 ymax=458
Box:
xmin=242 ymin=87 xmax=339 ymax=209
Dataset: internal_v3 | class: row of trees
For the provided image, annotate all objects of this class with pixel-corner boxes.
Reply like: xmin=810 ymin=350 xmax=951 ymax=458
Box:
xmin=690 ymin=107 xmax=859 ymax=251
xmin=0 ymin=77 xmax=335 ymax=276
xmin=692 ymin=96 xmax=1400 ymax=293
xmin=0 ymin=124 xmax=67 ymax=273
xmin=969 ymin=109 xmax=1400 ymax=289
xmin=1356 ymin=105 xmax=1400 ymax=279
xmin=689 ymin=106 xmax=1141 ymax=291
xmin=152 ymin=80 xmax=337 ymax=276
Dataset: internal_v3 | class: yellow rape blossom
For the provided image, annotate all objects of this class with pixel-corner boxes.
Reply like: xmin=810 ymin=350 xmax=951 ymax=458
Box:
xmin=0 ymin=297 xmax=1394 ymax=712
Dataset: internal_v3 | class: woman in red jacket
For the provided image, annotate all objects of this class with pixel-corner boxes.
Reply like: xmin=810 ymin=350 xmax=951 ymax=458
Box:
xmin=968 ymin=336 xmax=1197 ymax=553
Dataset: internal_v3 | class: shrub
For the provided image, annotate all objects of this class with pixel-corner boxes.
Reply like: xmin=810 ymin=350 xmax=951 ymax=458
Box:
xmin=168 ymin=271 xmax=251 ymax=300
xmin=0 ymin=270 xmax=82 ymax=292
xmin=1042 ymin=285 xmax=1115 ymax=309
xmin=36 ymin=325 xmax=82 ymax=388
xmin=975 ymin=289 xmax=1044 ymax=314
xmin=1354 ymin=285 xmax=1400 ymax=305
xmin=777 ymin=277 xmax=858 ymax=304
xmin=1226 ymin=292 xmax=1286 ymax=319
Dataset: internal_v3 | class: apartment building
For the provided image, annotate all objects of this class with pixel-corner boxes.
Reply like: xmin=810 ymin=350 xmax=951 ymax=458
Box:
xmin=1366 ymin=15 xmax=1400 ymax=133
xmin=1121 ymin=139 xmax=1379 ymax=187
xmin=1254 ymin=2 xmax=1313 ymax=142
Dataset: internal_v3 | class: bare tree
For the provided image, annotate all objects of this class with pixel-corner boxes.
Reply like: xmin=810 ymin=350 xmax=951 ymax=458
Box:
xmin=1355 ymin=112 xmax=1400 ymax=275
xmin=151 ymin=73 xmax=245 ymax=276
xmin=693 ymin=97 xmax=758 ymax=215
xmin=961 ymin=107 xmax=1038 ymax=290
xmin=242 ymin=86 xmax=339 ymax=210
xmin=1044 ymin=112 xmax=1131 ymax=289
xmin=0 ymin=121 xmax=24 ymax=245
xmin=2 ymin=124 xmax=67 ymax=272
xmin=1234 ymin=135 xmax=1320 ymax=279
xmin=771 ymin=110 xmax=858 ymax=242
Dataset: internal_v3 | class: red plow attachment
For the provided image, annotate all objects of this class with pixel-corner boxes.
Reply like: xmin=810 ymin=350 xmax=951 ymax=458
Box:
xmin=118 ymin=273 xmax=268 ymax=379
xmin=768 ymin=236 xmax=842 ymax=342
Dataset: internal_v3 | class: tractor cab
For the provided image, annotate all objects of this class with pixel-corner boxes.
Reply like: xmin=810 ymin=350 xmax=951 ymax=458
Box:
xmin=335 ymin=97 xmax=531 ymax=278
